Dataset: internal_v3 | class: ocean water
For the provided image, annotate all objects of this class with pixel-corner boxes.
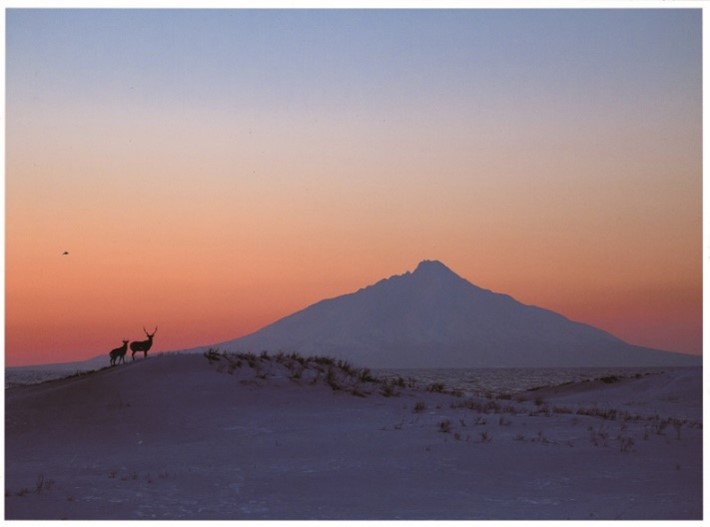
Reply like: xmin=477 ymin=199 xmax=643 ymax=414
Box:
xmin=374 ymin=366 xmax=680 ymax=396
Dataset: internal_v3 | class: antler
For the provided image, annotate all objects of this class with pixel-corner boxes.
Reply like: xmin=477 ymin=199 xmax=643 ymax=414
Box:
xmin=143 ymin=326 xmax=158 ymax=336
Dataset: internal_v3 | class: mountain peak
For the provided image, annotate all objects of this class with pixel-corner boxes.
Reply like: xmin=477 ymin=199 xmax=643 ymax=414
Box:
xmin=413 ymin=259 xmax=456 ymax=275
xmin=411 ymin=260 xmax=466 ymax=286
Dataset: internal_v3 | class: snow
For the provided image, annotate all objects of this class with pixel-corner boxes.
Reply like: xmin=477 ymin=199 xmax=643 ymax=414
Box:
xmin=5 ymin=352 xmax=702 ymax=520
xmin=215 ymin=260 xmax=700 ymax=368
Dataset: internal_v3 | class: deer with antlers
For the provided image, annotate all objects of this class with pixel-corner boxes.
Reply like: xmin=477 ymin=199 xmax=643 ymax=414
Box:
xmin=109 ymin=339 xmax=129 ymax=366
xmin=130 ymin=327 xmax=157 ymax=360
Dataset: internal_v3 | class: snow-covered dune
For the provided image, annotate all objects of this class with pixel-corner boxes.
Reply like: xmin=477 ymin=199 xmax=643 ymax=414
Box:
xmin=523 ymin=367 xmax=702 ymax=422
xmin=5 ymin=353 xmax=702 ymax=520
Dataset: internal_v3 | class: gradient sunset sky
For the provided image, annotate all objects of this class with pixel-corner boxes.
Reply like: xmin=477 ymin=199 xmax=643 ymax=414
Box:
xmin=5 ymin=7 xmax=703 ymax=366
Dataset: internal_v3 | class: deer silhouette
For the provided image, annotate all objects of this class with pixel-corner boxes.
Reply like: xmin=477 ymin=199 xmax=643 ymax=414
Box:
xmin=130 ymin=327 xmax=157 ymax=360
xmin=109 ymin=340 xmax=129 ymax=366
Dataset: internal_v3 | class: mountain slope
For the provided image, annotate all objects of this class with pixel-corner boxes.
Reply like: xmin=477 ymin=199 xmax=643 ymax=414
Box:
xmin=216 ymin=260 xmax=699 ymax=368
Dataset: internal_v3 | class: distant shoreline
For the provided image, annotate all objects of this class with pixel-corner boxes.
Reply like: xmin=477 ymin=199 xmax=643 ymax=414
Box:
xmin=6 ymin=351 xmax=699 ymax=394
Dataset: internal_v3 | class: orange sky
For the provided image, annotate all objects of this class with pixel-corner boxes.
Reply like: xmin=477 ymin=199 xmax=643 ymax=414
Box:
xmin=5 ymin=8 xmax=703 ymax=366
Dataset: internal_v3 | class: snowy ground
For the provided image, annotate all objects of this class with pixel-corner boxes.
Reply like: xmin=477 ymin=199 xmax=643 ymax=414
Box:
xmin=4 ymin=352 xmax=702 ymax=520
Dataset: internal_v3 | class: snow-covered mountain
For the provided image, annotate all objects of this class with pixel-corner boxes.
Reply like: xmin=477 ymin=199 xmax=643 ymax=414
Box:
xmin=214 ymin=260 xmax=700 ymax=368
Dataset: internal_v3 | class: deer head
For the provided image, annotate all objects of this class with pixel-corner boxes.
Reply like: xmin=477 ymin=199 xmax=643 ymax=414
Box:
xmin=144 ymin=327 xmax=157 ymax=340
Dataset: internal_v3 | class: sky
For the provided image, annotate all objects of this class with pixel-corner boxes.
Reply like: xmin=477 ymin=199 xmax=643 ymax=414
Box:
xmin=5 ymin=7 xmax=703 ymax=366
